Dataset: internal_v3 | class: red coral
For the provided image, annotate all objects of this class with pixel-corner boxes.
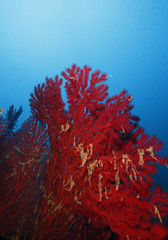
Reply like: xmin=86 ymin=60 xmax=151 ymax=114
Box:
xmin=0 ymin=116 xmax=48 ymax=239
xmin=1 ymin=65 xmax=168 ymax=240
xmin=29 ymin=65 xmax=168 ymax=239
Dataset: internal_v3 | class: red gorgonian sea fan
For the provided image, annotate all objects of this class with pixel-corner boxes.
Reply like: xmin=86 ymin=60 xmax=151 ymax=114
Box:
xmin=2 ymin=64 xmax=168 ymax=240
xmin=0 ymin=116 xmax=48 ymax=239
xmin=29 ymin=64 xmax=168 ymax=240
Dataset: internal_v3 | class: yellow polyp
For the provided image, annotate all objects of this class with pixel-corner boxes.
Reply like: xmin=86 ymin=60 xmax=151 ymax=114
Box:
xmin=5 ymin=168 xmax=17 ymax=180
xmin=80 ymin=144 xmax=88 ymax=167
xmin=54 ymin=201 xmax=62 ymax=211
xmin=43 ymin=211 xmax=50 ymax=222
xmin=104 ymin=187 xmax=108 ymax=199
xmin=98 ymin=174 xmax=103 ymax=201
xmin=138 ymin=149 xmax=145 ymax=166
xmin=34 ymin=146 xmax=40 ymax=153
xmin=115 ymin=169 xmax=120 ymax=190
xmin=68 ymin=76 xmax=76 ymax=81
xmin=122 ymin=154 xmax=131 ymax=172
xmin=60 ymin=122 xmax=70 ymax=133
xmin=114 ymin=159 xmax=117 ymax=170
xmin=13 ymin=146 xmax=26 ymax=156
xmin=98 ymin=159 xmax=103 ymax=169
xmin=112 ymin=150 xmax=118 ymax=170
xmin=43 ymin=192 xmax=55 ymax=208
xmin=63 ymin=175 xmax=75 ymax=191
xmin=126 ymin=234 xmax=129 ymax=240
xmin=121 ymin=125 xmax=125 ymax=134
xmin=84 ymin=176 xmax=88 ymax=182
xmin=74 ymin=137 xmax=93 ymax=167
xmin=80 ymin=143 xmax=93 ymax=167
xmin=68 ymin=214 xmax=74 ymax=221
xmin=105 ymin=74 xmax=113 ymax=79
xmin=87 ymin=159 xmax=98 ymax=185
xmin=47 ymin=158 xmax=50 ymax=164
xmin=154 ymin=205 xmax=162 ymax=224
xmin=21 ymin=164 xmax=25 ymax=173
xmin=34 ymin=200 xmax=39 ymax=213
xmin=0 ymin=108 xmax=4 ymax=114
xmin=74 ymin=190 xmax=81 ymax=205
xmin=87 ymin=159 xmax=103 ymax=185
xmin=129 ymin=174 xmax=133 ymax=182
xmin=89 ymin=143 xmax=93 ymax=156
xmin=132 ymin=166 xmax=138 ymax=181
xmin=128 ymin=96 xmax=133 ymax=101
xmin=122 ymin=154 xmax=138 ymax=181
xmin=146 ymin=146 xmax=158 ymax=161
xmin=47 ymin=198 xmax=55 ymax=207
xmin=19 ymin=158 xmax=34 ymax=166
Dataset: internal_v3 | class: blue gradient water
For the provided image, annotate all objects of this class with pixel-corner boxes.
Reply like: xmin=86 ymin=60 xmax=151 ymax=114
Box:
xmin=0 ymin=0 xmax=168 ymax=190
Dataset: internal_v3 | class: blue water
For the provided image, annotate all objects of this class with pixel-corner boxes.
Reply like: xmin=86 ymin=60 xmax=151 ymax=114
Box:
xmin=0 ymin=0 xmax=168 ymax=191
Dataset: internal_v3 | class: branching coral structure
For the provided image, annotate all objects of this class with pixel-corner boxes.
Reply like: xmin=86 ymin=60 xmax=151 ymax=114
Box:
xmin=0 ymin=65 xmax=168 ymax=240
xmin=0 ymin=117 xmax=48 ymax=239
xmin=5 ymin=105 xmax=23 ymax=135
xmin=29 ymin=64 xmax=168 ymax=240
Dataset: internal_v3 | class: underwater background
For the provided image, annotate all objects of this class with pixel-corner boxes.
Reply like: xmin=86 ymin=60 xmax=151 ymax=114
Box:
xmin=0 ymin=0 xmax=168 ymax=194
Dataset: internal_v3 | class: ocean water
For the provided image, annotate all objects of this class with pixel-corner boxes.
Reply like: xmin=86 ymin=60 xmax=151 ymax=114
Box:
xmin=0 ymin=0 xmax=168 ymax=238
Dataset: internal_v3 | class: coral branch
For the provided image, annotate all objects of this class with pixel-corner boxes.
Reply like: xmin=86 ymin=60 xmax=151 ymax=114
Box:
xmin=1 ymin=64 xmax=167 ymax=239
xmin=0 ymin=116 xmax=48 ymax=238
